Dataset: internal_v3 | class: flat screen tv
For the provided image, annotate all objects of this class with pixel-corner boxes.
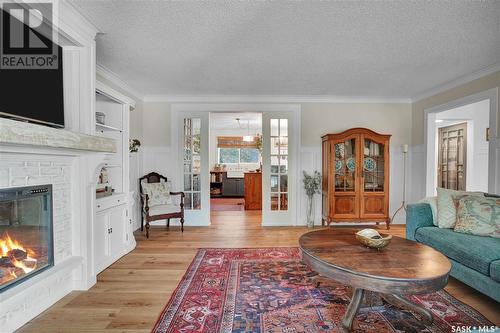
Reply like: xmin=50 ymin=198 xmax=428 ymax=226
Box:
xmin=0 ymin=7 xmax=64 ymax=128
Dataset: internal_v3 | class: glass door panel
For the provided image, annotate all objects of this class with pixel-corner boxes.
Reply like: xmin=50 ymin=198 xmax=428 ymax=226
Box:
xmin=262 ymin=111 xmax=296 ymax=226
xmin=362 ymin=139 xmax=385 ymax=192
xmin=183 ymin=118 xmax=201 ymax=210
xmin=334 ymin=138 xmax=356 ymax=192
xmin=178 ymin=112 xmax=209 ymax=226
xmin=270 ymin=119 xmax=288 ymax=211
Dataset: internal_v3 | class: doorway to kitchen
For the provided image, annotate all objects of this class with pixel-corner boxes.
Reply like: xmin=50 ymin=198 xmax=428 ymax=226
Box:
xmin=209 ymin=112 xmax=263 ymax=213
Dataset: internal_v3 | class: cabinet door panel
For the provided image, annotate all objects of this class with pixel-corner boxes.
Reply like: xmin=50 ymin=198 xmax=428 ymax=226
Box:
xmin=331 ymin=134 xmax=360 ymax=219
xmin=332 ymin=194 xmax=358 ymax=218
xmin=360 ymin=194 xmax=387 ymax=218
xmin=94 ymin=212 xmax=110 ymax=274
xmin=360 ymin=133 xmax=390 ymax=220
xmin=109 ymin=205 xmax=126 ymax=256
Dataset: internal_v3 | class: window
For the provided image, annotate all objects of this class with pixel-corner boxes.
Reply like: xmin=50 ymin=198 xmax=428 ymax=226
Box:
xmin=240 ymin=148 xmax=259 ymax=163
xmin=218 ymin=148 xmax=260 ymax=164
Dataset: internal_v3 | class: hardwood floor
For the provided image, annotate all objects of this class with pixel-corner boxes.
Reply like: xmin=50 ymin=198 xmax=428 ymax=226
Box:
xmin=19 ymin=211 xmax=500 ymax=332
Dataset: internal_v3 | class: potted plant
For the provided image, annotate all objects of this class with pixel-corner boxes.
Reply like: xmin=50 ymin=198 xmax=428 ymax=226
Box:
xmin=303 ymin=170 xmax=321 ymax=228
xmin=129 ymin=139 xmax=141 ymax=153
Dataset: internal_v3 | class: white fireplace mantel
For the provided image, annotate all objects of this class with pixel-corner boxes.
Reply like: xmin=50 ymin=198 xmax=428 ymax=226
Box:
xmin=0 ymin=118 xmax=116 ymax=153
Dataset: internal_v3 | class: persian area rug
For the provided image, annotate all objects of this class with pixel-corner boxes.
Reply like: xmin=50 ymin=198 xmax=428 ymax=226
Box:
xmin=152 ymin=248 xmax=493 ymax=333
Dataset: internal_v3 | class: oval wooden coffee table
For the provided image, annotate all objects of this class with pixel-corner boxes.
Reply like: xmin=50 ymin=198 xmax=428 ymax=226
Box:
xmin=299 ymin=228 xmax=451 ymax=332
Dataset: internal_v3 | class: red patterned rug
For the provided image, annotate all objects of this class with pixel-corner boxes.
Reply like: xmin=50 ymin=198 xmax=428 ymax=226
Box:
xmin=152 ymin=248 xmax=493 ymax=333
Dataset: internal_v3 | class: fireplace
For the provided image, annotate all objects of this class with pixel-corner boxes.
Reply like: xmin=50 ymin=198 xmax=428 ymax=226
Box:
xmin=0 ymin=185 xmax=54 ymax=292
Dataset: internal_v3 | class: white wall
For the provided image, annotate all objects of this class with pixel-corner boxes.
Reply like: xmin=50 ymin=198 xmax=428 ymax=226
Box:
xmin=137 ymin=101 xmax=412 ymax=225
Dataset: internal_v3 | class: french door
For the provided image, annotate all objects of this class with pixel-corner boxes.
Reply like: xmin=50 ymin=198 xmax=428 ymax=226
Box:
xmin=262 ymin=111 xmax=297 ymax=226
xmin=177 ymin=108 xmax=297 ymax=226
xmin=178 ymin=112 xmax=210 ymax=225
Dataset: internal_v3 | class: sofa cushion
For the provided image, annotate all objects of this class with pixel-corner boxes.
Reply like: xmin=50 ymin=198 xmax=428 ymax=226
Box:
xmin=415 ymin=227 xmax=500 ymax=276
xmin=454 ymin=195 xmax=500 ymax=238
xmin=436 ymin=188 xmax=483 ymax=229
xmin=142 ymin=181 xmax=172 ymax=206
xmin=491 ymin=261 xmax=500 ymax=283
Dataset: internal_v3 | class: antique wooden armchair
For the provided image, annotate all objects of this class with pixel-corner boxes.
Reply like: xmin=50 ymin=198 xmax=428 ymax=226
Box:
xmin=139 ymin=172 xmax=184 ymax=238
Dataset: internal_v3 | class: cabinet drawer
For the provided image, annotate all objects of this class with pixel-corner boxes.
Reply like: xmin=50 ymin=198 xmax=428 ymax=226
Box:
xmin=96 ymin=193 xmax=127 ymax=212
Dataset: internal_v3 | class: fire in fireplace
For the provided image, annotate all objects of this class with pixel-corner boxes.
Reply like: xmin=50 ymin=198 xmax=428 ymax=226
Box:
xmin=0 ymin=185 xmax=54 ymax=292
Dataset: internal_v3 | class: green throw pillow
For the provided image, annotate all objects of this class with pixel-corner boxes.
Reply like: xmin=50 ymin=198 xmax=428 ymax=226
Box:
xmin=454 ymin=196 xmax=500 ymax=238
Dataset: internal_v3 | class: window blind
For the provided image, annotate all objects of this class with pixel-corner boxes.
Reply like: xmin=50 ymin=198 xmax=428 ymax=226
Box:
xmin=217 ymin=136 xmax=259 ymax=148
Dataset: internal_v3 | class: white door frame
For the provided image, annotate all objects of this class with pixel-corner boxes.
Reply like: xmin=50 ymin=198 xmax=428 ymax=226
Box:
xmin=171 ymin=103 xmax=302 ymax=226
xmin=423 ymin=88 xmax=498 ymax=195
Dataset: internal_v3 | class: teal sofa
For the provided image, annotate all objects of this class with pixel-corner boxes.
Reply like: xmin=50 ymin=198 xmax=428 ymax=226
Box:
xmin=406 ymin=203 xmax=500 ymax=302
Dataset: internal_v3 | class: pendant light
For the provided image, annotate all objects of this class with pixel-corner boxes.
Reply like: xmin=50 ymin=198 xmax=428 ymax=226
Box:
xmin=243 ymin=119 xmax=253 ymax=142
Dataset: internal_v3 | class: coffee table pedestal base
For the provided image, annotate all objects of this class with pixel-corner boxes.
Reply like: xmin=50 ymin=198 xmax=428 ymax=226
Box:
xmin=341 ymin=289 xmax=433 ymax=332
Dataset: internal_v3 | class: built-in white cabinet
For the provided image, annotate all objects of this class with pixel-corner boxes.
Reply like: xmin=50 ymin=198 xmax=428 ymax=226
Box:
xmin=92 ymin=81 xmax=137 ymax=275
xmin=94 ymin=203 xmax=127 ymax=274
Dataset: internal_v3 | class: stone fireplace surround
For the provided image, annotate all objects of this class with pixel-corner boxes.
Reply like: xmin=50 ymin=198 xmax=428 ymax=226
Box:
xmin=0 ymin=2 xmax=118 ymax=330
xmin=0 ymin=124 xmax=116 ymax=331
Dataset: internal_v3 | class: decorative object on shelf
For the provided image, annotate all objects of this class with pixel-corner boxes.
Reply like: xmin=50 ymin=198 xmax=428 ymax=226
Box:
xmin=95 ymin=112 xmax=106 ymax=125
xmin=129 ymin=138 xmax=141 ymax=153
xmin=99 ymin=167 xmax=109 ymax=183
xmin=334 ymin=160 xmax=343 ymax=174
xmin=96 ymin=167 xmax=113 ymax=198
xmin=303 ymin=170 xmax=322 ymax=228
xmin=355 ymin=228 xmax=392 ymax=249
xmin=346 ymin=157 xmax=356 ymax=171
xmin=391 ymin=144 xmax=408 ymax=223
xmin=335 ymin=144 xmax=345 ymax=158
xmin=363 ymin=157 xmax=376 ymax=172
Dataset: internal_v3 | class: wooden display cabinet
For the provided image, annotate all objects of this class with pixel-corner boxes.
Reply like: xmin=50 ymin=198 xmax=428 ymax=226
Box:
xmin=322 ymin=128 xmax=391 ymax=229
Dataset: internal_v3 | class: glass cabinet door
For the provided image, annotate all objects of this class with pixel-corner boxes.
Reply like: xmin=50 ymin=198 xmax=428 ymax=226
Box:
xmin=334 ymin=137 xmax=357 ymax=192
xmin=362 ymin=139 xmax=385 ymax=192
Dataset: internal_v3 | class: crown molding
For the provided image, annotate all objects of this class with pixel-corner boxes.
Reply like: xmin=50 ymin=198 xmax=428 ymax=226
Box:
xmin=96 ymin=64 xmax=144 ymax=101
xmin=412 ymin=63 xmax=500 ymax=103
xmin=57 ymin=1 xmax=101 ymax=45
xmin=143 ymin=94 xmax=411 ymax=104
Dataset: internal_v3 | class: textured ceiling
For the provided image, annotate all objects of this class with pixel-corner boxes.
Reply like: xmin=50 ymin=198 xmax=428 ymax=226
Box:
xmin=71 ymin=0 xmax=500 ymax=98
xmin=210 ymin=112 xmax=261 ymax=130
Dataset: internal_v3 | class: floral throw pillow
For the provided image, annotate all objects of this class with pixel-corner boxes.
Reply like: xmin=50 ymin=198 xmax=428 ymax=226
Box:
xmin=454 ymin=196 xmax=500 ymax=238
xmin=436 ymin=188 xmax=483 ymax=228
xmin=142 ymin=182 xmax=172 ymax=207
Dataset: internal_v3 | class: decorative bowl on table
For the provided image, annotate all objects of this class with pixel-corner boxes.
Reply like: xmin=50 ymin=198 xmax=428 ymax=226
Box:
xmin=355 ymin=229 xmax=392 ymax=249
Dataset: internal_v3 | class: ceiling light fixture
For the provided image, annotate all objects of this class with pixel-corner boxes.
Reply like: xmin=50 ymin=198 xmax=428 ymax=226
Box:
xmin=243 ymin=119 xmax=254 ymax=142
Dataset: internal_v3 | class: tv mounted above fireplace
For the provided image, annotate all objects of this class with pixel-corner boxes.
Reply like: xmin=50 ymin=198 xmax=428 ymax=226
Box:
xmin=0 ymin=6 xmax=64 ymax=128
